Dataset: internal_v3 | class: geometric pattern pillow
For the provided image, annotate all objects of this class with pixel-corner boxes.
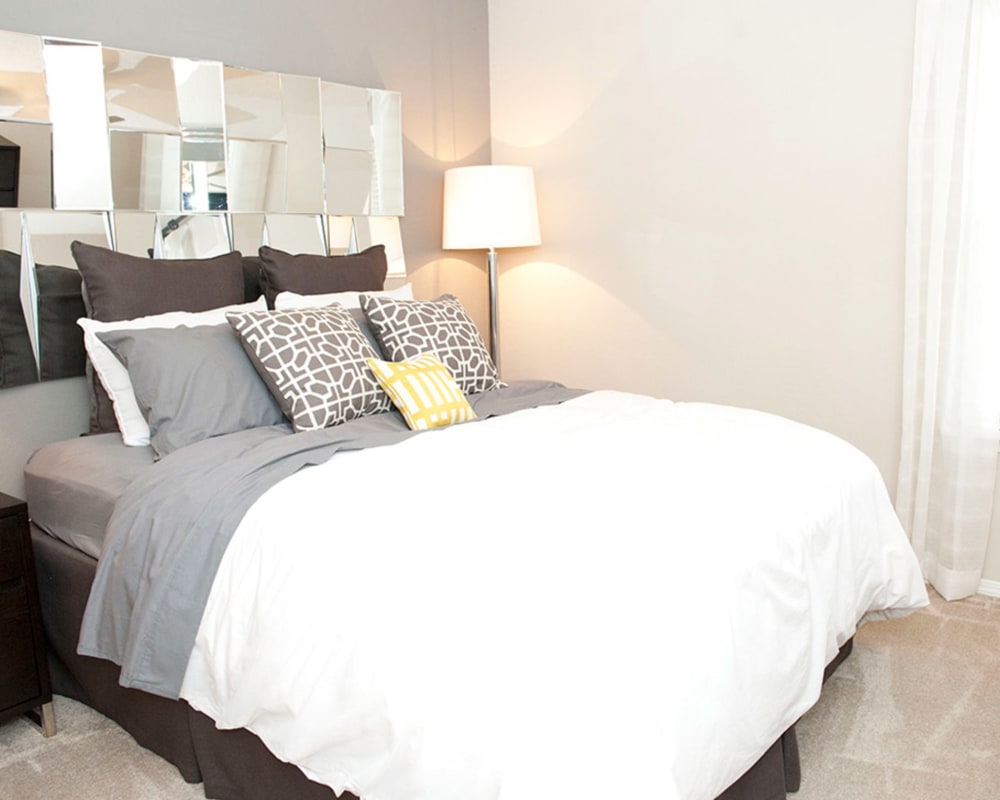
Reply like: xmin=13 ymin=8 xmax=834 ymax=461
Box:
xmin=367 ymin=353 xmax=477 ymax=431
xmin=226 ymin=306 xmax=391 ymax=432
xmin=360 ymin=293 xmax=503 ymax=394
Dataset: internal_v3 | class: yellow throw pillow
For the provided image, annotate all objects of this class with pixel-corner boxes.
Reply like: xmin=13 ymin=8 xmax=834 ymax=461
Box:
xmin=367 ymin=353 xmax=477 ymax=431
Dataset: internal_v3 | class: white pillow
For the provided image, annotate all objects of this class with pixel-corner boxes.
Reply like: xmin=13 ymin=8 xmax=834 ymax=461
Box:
xmin=274 ymin=282 xmax=413 ymax=311
xmin=78 ymin=297 xmax=267 ymax=446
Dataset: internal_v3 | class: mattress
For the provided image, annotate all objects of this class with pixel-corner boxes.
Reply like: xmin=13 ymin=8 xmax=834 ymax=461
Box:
xmin=24 ymin=433 xmax=153 ymax=558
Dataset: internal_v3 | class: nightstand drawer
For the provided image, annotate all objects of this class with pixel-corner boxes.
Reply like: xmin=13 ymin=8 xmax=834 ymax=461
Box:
xmin=0 ymin=515 xmax=23 ymax=583
xmin=0 ymin=586 xmax=41 ymax=712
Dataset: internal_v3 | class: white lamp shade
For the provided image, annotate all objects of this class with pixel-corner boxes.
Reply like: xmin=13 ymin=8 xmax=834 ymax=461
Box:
xmin=442 ymin=165 xmax=540 ymax=250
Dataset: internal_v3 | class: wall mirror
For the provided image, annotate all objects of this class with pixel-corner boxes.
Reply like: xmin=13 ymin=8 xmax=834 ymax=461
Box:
xmin=0 ymin=30 xmax=52 ymax=210
xmin=44 ymin=38 xmax=114 ymax=210
xmin=263 ymin=215 xmax=327 ymax=255
xmin=0 ymin=121 xmax=51 ymax=207
xmin=113 ymin=212 xmax=159 ymax=257
xmin=1 ymin=212 xmax=110 ymax=384
xmin=104 ymin=47 xmax=182 ymax=212
xmin=154 ymin=213 xmax=230 ymax=259
xmin=0 ymin=27 xmax=405 ymax=389
xmin=281 ymin=74 xmax=325 ymax=213
xmin=0 ymin=30 xmax=49 ymax=122
xmin=231 ymin=213 xmax=265 ymax=257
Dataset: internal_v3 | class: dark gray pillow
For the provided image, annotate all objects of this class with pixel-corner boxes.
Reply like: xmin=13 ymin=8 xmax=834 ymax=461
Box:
xmin=242 ymin=255 xmax=263 ymax=302
xmin=71 ymin=241 xmax=245 ymax=322
xmin=96 ymin=323 xmax=286 ymax=458
xmin=258 ymin=245 xmax=388 ymax=308
xmin=70 ymin=241 xmax=246 ymax=433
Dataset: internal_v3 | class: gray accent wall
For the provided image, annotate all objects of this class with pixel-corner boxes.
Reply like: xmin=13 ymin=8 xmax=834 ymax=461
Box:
xmin=0 ymin=0 xmax=492 ymax=497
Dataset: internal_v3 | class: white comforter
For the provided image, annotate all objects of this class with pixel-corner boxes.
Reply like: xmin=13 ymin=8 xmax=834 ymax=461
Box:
xmin=180 ymin=391 xmax=927 ymax=800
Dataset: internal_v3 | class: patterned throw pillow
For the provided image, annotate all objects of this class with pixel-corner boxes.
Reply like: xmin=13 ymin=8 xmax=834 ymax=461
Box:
xmin=360 ymin=294 xmax=503 ymax=394
xmin=227 ymin=306 xmax=391 ymax=432
xmin=367 ymin=353 xmax=477 ymax=431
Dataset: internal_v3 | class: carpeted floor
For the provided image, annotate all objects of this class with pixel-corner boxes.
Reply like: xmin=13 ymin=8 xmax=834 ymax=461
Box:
xmin=795 ymin=589 xmax=1000 ymax=800
xmin=0 ymin=694 xmax=204 ymax=800
xmin=1 ymin=590 xmax=997 ymax=800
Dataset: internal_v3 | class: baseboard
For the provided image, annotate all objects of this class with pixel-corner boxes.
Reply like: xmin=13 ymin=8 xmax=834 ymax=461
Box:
xmin=978 ymin=579 xmax=1000 ymax=598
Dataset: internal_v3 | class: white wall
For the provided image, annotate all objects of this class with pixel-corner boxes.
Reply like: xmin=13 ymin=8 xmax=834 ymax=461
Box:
xmin=489 ymin=0 xmax=912 ymax=477
xmin=486 ymin=3 xmax=1000 ymax=576
xmin=0 ymin=0 xmax=493 ymax=497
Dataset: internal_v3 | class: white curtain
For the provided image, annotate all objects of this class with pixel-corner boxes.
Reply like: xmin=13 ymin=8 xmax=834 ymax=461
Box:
xmin=897 ymin=0 xmax=1000 ymax=600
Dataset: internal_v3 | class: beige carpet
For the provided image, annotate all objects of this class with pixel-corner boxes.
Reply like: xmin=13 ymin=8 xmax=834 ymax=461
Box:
xmin=795 ymin=589 xmax=1000 ymax=800
xmin=0 ymin=695 xmax=204 ymax=800
xmin=1 ymin=590 xmax=997 ymax=800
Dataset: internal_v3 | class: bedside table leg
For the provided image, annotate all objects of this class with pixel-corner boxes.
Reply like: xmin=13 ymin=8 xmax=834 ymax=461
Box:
xmin=39 ymin=701 xmax=56 ymax=737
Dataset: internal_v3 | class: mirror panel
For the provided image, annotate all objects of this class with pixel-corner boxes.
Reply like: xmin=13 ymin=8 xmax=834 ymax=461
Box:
xmin=321 ymin=83 xmax=372 ymax=151
xmin=322 ymin=85 xmax=365 ymax=214
xmin=370 ymin=90 xmax=403 ymax=216
xmin=0 ymin=31 xmax=49 ymax=122
xmin=23 ymin=210 xmax=110 ymax=265
xmin=42 ymin=39 xmax=113 ymax=211
xmin=224 ymin=67 xmax=288 ymax=214
xmin=0 ymin=211 xmax=20 ymax=251
xmin=18 ymin=248 xmax=37 ymax=376
xmin=104 ymin=49 xmax=183 ymax=213
xmin=22 ymin=211 xmax=111 ymax=370
xmin=174 ymin=58 xmax=225 ymax=135
xmin=155 ymin=212 xmax=230 ymax=258
xmin=0 ymin=212 xmax=35 ymax=387
xmin=112 ymin=211 xmax=158 ymax=256
xmin=0 ymin=120 xmax=52 ymax=208
xmin=110 ymin=131 xmax=182 ymax=211
xmin=181 ymin=136 xmax=227 ymax=211
xmin=104 ymin=48 xmax=180 ymax=134
xmin=327 ymin=216 xmax=355 ymax=255
xmin=224 ymin=67 xmax=286 ymax=142
xmin=227 ymin=139 xmax=287 ymax=213
xmin=175 ymin=59 xmax=227 ymax=211
xmin=231 ymin=213 xmax=265 ymax=256
xmin=0 ymin=27 xmax=405 ymax=388
xmin=355 ymin=216 xmax=406 ymax=277
xmin=264 ymin=214 xmax=326 ymax=255
xmin=324 ymin=148 xmax=372 ymax=215
xmin=283 ymin=75 xmax=324 ymax=213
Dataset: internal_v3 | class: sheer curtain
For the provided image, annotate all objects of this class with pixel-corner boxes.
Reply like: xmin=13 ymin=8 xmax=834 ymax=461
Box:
xmin=896 ymin=0 xmax=1000 ymax=600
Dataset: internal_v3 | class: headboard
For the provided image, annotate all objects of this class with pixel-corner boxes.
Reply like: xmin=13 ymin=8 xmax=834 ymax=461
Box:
xmin=0 ymin=27 xmax=406 ymax=389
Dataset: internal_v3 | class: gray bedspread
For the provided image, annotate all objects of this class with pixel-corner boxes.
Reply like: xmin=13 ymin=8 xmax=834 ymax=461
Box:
xmin=77 ymin=381 xmax=584 ymax=699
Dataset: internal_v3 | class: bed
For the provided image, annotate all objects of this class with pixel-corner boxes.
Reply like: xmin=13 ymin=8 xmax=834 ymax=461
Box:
xmin=22 ymin=241 xmax=928 ymax=800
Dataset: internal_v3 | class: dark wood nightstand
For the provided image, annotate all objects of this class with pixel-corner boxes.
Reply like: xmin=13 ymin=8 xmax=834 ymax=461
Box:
xmin=0 ymin=491 xmax=55 ymax=736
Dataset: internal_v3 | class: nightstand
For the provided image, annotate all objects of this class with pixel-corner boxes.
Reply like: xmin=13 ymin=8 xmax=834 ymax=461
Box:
xmin=0 ymin=491 xmax=55 ymax=736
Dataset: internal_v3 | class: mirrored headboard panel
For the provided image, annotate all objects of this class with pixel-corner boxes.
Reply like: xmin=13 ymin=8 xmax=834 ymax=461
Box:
xmin=0 ymin=27 xmax=405 ymax=389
